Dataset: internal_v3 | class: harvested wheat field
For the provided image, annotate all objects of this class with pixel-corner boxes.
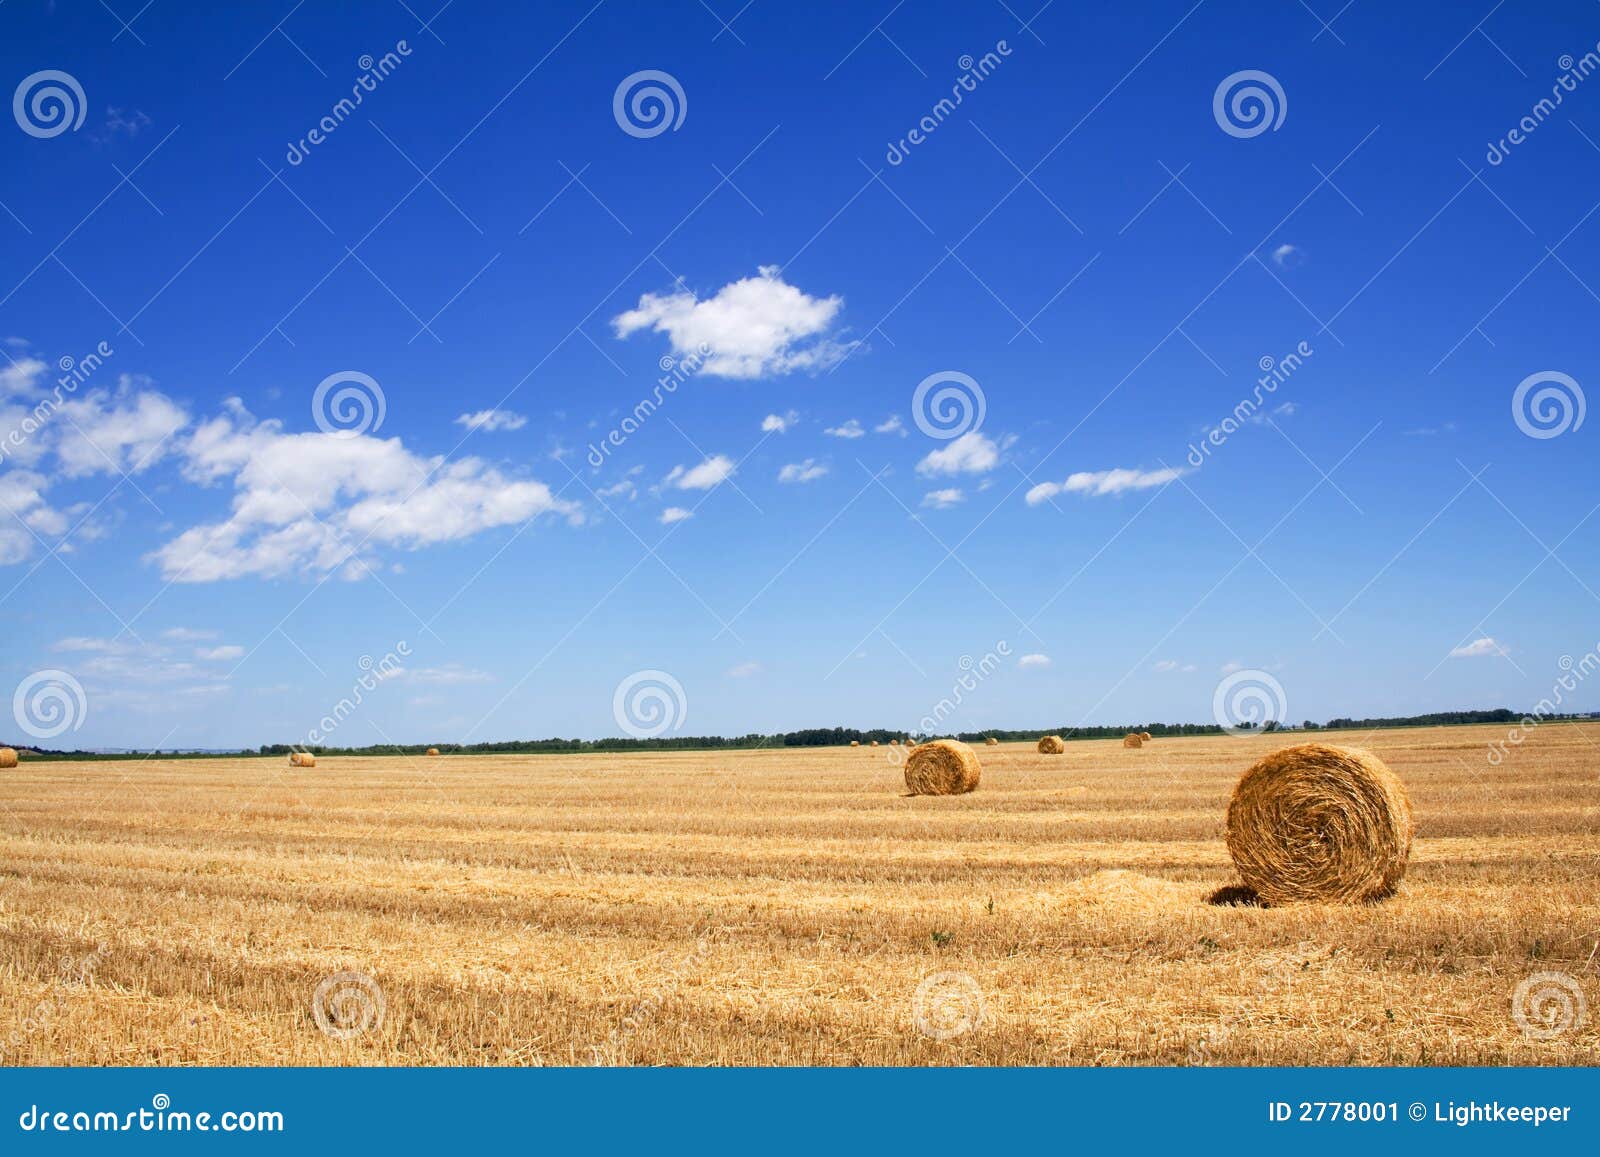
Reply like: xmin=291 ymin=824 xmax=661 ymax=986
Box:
xmin=0 ymin=723 xmax=1595 ymax=1067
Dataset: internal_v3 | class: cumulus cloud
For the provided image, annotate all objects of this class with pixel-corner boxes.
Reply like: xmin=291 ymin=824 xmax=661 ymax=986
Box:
xmin=1271 ymin=243 xmax=1304 ymax=268
xmin=659 ymin=506 xmax=693 ymax=525
xmin=916 ymin=431 xmax=999 ymax=476
xmin=1018 ymin=653 xmax=1051 ymax=668
xmin=454 ymin=408 xmax=527 ymax=432
xmin=762 ymin=410 xmax=798 ymax=433
xmin=612 ymin=266 xmax=852 ymax=379
xmin=874 ymin=415 xmax=906 ymax=436
xmin=663 ymin=454 xmax=735 ymax=491
xmin=54 ymin=383 xmax=188 ymax=478
xmin=1450 ymin=637 xmax=1506 ymax=658
xmin=778 ymin=459 xmax=828 ymax=484
xmin=921 ymin=487 xmax=963 ymax=509
xmin=149 ymin=401 xmax=579 ymax=582
xmin=824 ymin=419 xmax=864 ymax=439
xmin=1025 ymin=466 xmax=1183 ymax=504
xmin=196 ymin=644 xmax=245 ymax=661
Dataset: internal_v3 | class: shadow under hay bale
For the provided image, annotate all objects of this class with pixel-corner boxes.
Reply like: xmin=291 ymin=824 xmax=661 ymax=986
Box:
xmin=1206 ymin=883 xmax=1263 ymax=907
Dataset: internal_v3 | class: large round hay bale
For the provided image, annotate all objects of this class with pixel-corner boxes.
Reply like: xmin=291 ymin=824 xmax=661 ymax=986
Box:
xmin=426 ymin=747 xmax=440 ymax=756
xmin=904 ymin=739 xmax=981 ymax=795
xmin=1036 ymin=735 xmax=1065 ymax=754
xmin=1122 ymin=733 xmax=1143 ymax=748
xmin=1225 ymin=743 xmax=1413 ymax=905
xmin=985 ymin=736 xmax=999 ymax=746
xmin=1139 ymin=731 xmax=1153 ymax=742
xmin=849 ymin=740 xmax=860 ymax=747
xmin=0 ymin=747 xmax=16 ymax=768
xmin=289 ymin=751 xmax=316 ymax=767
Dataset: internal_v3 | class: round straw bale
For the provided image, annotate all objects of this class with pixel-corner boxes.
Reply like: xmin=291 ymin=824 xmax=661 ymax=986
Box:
xmin=1225 ymin=743 xmax=1413 ymax=905
xmin=1036 ymin=735 xmax=1065 ymax=754
xmin=849 ymin=740 xmax=860 ymax=747
xmin=426 ymin=747 xmax=440 ymax=756
xmin=1140 ymin=731 xmax=1153 ymax=742
xmin=985 ymin=736 xmax=999 ymax=746
xmin=0 ymin=747 xmax=17 ymax=768
xmin=289 ymin=751 xmax=316 ymax=767
xmin=1122 ymin=733 xmax=1143 ymax=748
xmin=870 ymin=740 xmax=879 ymax=747
xmin=904 ymin=738 xmax=981 ymax=795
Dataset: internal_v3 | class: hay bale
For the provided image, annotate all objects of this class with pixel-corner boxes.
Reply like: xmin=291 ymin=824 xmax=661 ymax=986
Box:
xmin=985 ymin=736 xmax=999 ymax=746
xmin=1036 ymin=735 xmax=1065 ymax=754
xmin=849 ymin=740 xmax=860 ymax=747
xmin=1225 ymin=742 xmax=1413 ymax=905
xmin=0 ymin=747 xmax=16 ymax=769
xmin=1140 ymin=731 xmax=1153 ymax=742
xmin=904 ymin=739 xmax=981 ymax=795
xmin=1123 ymin=733 xmax=1143 ymax=748
xmin=289 ymin=751 xmax=316 ymax=767
xmin=426 ymin=747 xmax=440 ymax=756
xmin=870 ymin=740 xmax=880 ymax=747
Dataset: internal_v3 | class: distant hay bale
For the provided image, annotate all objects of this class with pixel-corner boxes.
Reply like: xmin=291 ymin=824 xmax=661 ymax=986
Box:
xmin=1123 ymin=733 xmax=1143 ymax=748
xmin=426 ymin=747 xmax=440 ymax=756
xmin=289 ymin=751 xmax=316 ymax=767
xmin=985 ymin=736 xmax=999 ymax=746
xmin=870 ymin=740 xmax=880 ymax=747
xmin=0 ymin=747 xmax=16 ymax=769
xmin=1225 ymin=743 xmax=1413 ymax=906
xmin=1140 ymin=731 xmax=1153 ymax=742
xmin=904 ymin=739 xmax=981 ymax=795
xmin=1036 ymin=735 xmax=1065 ymax=754
xmin=849 ymin=740 xmax=860 ymax=747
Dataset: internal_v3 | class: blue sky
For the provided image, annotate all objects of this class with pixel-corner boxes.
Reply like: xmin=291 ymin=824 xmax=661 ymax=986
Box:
xmin=2 ymin=0 xmax=1597 ymax=748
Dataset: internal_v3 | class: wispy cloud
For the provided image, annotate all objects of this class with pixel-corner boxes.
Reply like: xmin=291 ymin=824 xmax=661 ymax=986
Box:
xmin=455 ymin=408 xmax=528 ymax=432
xmin=1450 ymin=637 xmax=1506 ymax=658
xmin=1026 ymin=466 xmax=1183 ymax=504
xmin=1018 ymin=653 xmax=1051 ymax=668
xmin=663 ymin=454 xmax=735 ymax=491
xmin=921 ymin=487 xmax=963 ymax=509
xmin=778 ymin=459 xmax=828 ymax=484
xmin=824 ymin=419 xmax=864 ymax=439
xmin=659 ymin=506 xmax=693 ymax=525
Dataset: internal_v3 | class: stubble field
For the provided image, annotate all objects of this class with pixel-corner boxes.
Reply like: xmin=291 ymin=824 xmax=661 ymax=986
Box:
xmin=0 ymin=723 xmax=1595 ymax=1066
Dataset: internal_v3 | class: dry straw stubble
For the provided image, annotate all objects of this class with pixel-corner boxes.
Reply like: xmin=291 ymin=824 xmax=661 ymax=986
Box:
xmin=903 ymin=738 xmax=981 ymax=795
xmin=1225 ymin=742 xmax=1414 ymax=905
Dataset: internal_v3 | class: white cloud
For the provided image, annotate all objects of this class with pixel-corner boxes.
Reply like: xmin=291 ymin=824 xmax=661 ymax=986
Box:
xmin=1153 ymin=659 xmax=1196 ymax=673
xmin=659 ymin=506 xmax=693 ymax=525
xmin=663 ymin=454 xmax=735 ymax=491
xmin=1018 ymin=653 xmax=1051 ymax=668
xmin=611 ymin=266 xmax=851 ymax=379
xmin=148 ymin=401 xmax=580 ymax=582
xmin=761 ymin=410 xmax=798 ymax=433
xmin=0 ymin=356 xmax=48 ymax=397
xmin=824 ymin=419 xmax=864 ymax=439
xmin=1450 ymin=637 xmax=1506 ymax=658
xmin=1271 ymin=243 xmax=1303 ymax=268
xmin=916 ymin=431 xmax=999 ymax=476
xmin=196 ymin=645 xmax=245 ymax=661
xmin=455 ymin=408 xmax=528 ymax=432
xmin=921 ymin=487 xmax=964 ymax=509
xmin=54 ymin=384 xmax=188 ymax=478
xmin=162 ymin=627 xmax=219 ymax=641
xmin=393 ymin=664 xmax=492 ymax=685
xmin=778 ymin=459 xmax=828 ymax=484
xmin=874 ymin=415 xmax=906 ymax=436
xmin=1026 ymin=466 xmax=1184 ymax=504
xmin=1219 ymin=661 xmax=1244 ymax=675
xmin=596 ymin=478 xmax=637 ymax=499
xmin=726 ymin=661 xmax=762 ymax=678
